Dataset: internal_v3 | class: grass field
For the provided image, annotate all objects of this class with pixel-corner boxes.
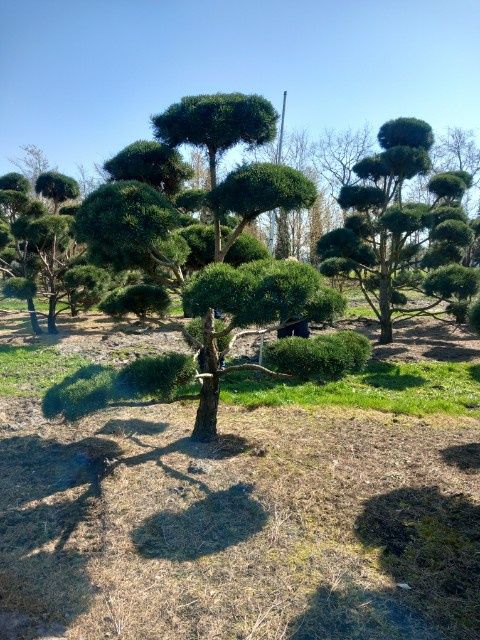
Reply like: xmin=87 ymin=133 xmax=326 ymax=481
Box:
xmin=1 ymin=344 xmax=479 ymax=418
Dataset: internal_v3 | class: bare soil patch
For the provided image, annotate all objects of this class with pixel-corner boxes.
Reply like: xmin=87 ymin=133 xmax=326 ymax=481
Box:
xmin=2 ymin=310 xmax=479 ymax=366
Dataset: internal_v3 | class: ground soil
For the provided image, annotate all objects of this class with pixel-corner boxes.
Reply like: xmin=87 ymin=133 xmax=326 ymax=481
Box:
xmin=0 ymin=310 xmax=479 ymax=639
xmin=2 ymin=310 xmax=480 ymax=366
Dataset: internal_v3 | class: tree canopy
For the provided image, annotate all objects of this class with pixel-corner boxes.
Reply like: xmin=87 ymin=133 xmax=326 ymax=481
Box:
xmin=104 ymin=140 xmax=193 ymax=196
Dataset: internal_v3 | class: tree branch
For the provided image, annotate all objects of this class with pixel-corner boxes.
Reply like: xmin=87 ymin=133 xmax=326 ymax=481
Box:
xmin=219 ymin=363 xmax=292 ymax=379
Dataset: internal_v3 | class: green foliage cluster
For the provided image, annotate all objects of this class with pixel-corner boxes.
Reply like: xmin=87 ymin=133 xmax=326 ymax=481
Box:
xmin=424 ymin=264 xmax=480 ymax=300
xmin=2 ymin=276 xmax=37 ymax=299
xmin=209 ymin=163 xmax=317 ymax=219
xmin=183 ymin=259 xmax=346 ymax=328
xmin=63 ymin=264 xmax=111 ymax=312
xmin=75 ymin=180 xmax=178 ymax=270
xmin=0 ymin=172 xmax=30 ymax=193
xmin=99 ymin=284 xmax=170 ymax=319
xmin=116 ymin=353 xmax=196 ymax=401
xmin=152 ymin=93 xmax=278 ymax=152
xmin=35 ymin=171 xmax=80 ymax=204
xmin=265 ymin=330 xmax=371 ymax=381
xmin=104 ymin=140 xmax=193 ymax=196
xmin=178 ymin=223 xmax=269 ymax=270
xmin=185 ymin=317 xmax=231 ymax=352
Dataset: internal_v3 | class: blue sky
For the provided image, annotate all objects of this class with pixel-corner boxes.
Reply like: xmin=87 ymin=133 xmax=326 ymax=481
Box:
xmin=1 ymin=0 xmax=479 ymax=177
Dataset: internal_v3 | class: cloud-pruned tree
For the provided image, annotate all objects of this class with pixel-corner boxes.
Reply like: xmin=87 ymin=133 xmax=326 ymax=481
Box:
xmin=317 ymin=117 xmax=479 ymax=343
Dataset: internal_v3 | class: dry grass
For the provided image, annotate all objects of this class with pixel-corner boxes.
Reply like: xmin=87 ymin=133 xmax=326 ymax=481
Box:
xmin=0 ymin=397 xmax=479 ymax=639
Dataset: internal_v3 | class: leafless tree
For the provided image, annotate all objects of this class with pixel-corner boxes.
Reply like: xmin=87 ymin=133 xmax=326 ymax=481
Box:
xmin=9 ymin=144 xmax=55 ymax=191
xmin=313 ymin=124 xmax=373 ymax=199
xmin=75 ymin=163 xmax=104 ymax=199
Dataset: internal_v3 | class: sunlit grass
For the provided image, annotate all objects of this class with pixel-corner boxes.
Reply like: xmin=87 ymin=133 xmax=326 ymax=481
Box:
xmin=0 ymin=345 xmax=88 ymax=397
xmin=213 ymin=360 xmax=480 ymax=417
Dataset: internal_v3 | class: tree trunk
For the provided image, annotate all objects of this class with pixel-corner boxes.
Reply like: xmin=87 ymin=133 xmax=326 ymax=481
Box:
xmin=191 ymin=375 xmax=220 ymax=442
xmin=191 ymin=308 xmax=220 ymax=442
xmin=47 ymin=295 xmax=58 ymax=334
xmin=378 ymin=276 xmax=393 ymax=344
xmin=27 ymin=297 xmax=43 ymax=335
xmin=274 ymin=209 xmax=290 ymax=259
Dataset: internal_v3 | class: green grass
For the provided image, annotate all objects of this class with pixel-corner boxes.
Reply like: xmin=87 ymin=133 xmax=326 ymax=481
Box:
xmin=0 ymin=297 xmax=50 ymax=313
xmin=209 ymin=360 xmax=480 ymax=418
xmin=0 ymin=345 xmax=88 ymax=397
xmin=2 ymin=343 xmax=480 ymax=419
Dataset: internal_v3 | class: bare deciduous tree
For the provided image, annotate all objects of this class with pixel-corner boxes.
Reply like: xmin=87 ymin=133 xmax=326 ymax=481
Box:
xmin=9 ymin=144 xmax=55 ymax=190
xmin=313 ymin=124 xmax=373 ymax=199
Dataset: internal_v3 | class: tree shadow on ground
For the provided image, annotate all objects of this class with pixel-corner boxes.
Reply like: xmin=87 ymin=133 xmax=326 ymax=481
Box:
xmin=131 ymin=483 xmax=267 ymax=561
xmin=362 ymin=362 xmax=426 ymax=390
xmin=422 ymin=345 xmax=480 ymax=362
xmin=288 ymin=583 xmax=441 ymax=640
xmin=0 ymin=434 xmax=121 ymax=639
xmin=440 ymin=443 xmax=480 ymax=471
xmin=97 ymin=417 xmax=170 ymax=437
xmin=469 ymin=364 xmax=480 ymax=383
xmin=355 ymin=486 xmax=480 ymax=640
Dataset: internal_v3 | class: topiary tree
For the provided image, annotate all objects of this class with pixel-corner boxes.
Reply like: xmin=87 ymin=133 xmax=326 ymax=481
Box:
xmin=62 ymin=264 xmax=111 ymax=316
xmin=10 ymin=172 xmax=83 ymax=333
xmin=152 ymin=93 xmax=279 ymax=262
xmin=104 ymin=140 xmax=193 ymax=196
xmin=180 ymin=259 xmax=351 ymax=441
xmin=70 ymin=95 xmax=351 ymax=443
xmin=317 ymin=117 xmax=479 ymax=343
xmin=35 ymin=171 xmax=80 ymax=213
xmin=0 ymin=178 xmax=45 ymax=333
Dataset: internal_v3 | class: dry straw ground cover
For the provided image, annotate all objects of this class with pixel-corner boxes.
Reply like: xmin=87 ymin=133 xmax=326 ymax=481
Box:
xmin=0 ymin=396 xmax=479 ymax=639
xmin=0 ymin=309 xmax=479 ymax=639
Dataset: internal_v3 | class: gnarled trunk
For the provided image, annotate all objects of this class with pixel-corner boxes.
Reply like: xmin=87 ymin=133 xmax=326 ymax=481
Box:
xmin=192 ymin=375 xmax=220 ymax=442
xmin=191 ymin=308 xmax=220 ymax=442
xmin=27 ymin=298 xmax=43 ymax=335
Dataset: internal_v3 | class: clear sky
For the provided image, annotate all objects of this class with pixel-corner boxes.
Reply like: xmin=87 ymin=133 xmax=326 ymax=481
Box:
xmin=1 ymin=0 xmax=479 ymax=177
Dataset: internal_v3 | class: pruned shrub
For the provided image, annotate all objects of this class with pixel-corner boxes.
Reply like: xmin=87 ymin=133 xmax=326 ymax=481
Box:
xmin=424 ymin=264 xmax=480 ymax=300
xmin=42 ymin=365 xmax=116 ymax=421
xmin=99 ymin=284 xmax=170 ymax=319
xmin=319 ymin=330 xmax=372 ymax=372
xmin=446 ymin=301 xmax=470 ymax=324
xmin=468 ymin=299 xmax=480 ymax=333
xmin=116 ymin=353 xmax=196 ymax=400
xmin=265 ymin=331 xmax=371 ymax=381
xmin=305 ymin=287 xmax=347 ymax=323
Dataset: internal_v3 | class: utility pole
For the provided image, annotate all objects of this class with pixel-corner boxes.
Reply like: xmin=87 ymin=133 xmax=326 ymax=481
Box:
xmin=268 ymin=90 xmax=287 ymax=252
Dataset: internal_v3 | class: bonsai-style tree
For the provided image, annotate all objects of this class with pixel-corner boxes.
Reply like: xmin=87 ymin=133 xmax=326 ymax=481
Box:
xmin=103 ymin=140 xmax=193 ymax=197
xmin=8 ymin=171 xmax=106 ymax=333
xmin=317 ymin=117 xmax=479 ymax=343
xmin=0 ymin=176 xmax=44 ymax=333
xmin=152 ymin=93 xmax=278 ymax=261
xmin=68 ymin=94 xmax=358 ymax=442
xmin=181 ymin=259 xmax=353 ymax=441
